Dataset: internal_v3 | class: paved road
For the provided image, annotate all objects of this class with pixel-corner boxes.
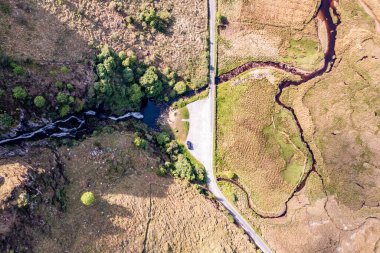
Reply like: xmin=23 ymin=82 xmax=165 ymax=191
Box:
xmin=187 ymin=0 xmax=273 ymax=252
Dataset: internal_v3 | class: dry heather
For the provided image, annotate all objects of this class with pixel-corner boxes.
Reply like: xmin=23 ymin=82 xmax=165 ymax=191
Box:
xmin=0 ymin=0 xmax=91 ymax=62
xmin=0 ymin=163 xmax=27 ymax=207
xmin=216 ymin=74 xmax=311 ymax=216
xmin=0 ymin=0 xmax=96 ymax=124
xmin=0 ymin=130 xmax=256 ymax=252
xmin=33 ymin=0 xmax=209 ymax=86
xmin=217 ymin=0 xmax=323 ymax=74
xmin=0 ymin=146 xmax=65 ymax=252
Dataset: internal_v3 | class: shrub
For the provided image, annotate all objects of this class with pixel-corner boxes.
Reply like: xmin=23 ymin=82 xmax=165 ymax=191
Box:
xmin=56 ymin=92 xmax=68 ymax=104
xmin=12 ymin=65 xmax=25 ymax=75
xmin=60 ymin=66 xmax=70 ymax=73
xmin=66 ymin=83 xmax=74 ymax=92
xmin=194 ymin=163 xmax=206 ymax=182
xmin=34 ymin=96 xmax=46 ymax=108
xmin=138 ymin=7 xmax=172 ymax=32
xmin=174 ymin=81 xmax=187 ymax=95
xmin=80 ymin=192 xmax=95 ymax=206
xmin=55 ymin=81 xmax=64 ymax=89
xmin=12 ymin=86 xmax=27 ymax=100
xmin=156 ymin=132 xmax=170 ymax=147
xmin=0 ymin=113 xmax=13 ymax=128
xmin=0 ymin=88 xmax=4 ymax=97
xmin=156 ymin=166 xmax=167 ymax=176
xmin=134 ymin=136 xmax=147 ymax=149
xmin=16 ymin=192 xmax=28 ymax=208
xmin=225 ymin=171 xmax=237 ymax=180
xmin=59 ymin=105 xmax=71 ymax=117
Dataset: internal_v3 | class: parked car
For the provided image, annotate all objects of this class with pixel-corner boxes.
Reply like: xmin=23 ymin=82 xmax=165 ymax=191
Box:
xmin=186 ymin=141 xmax=193 ymax=150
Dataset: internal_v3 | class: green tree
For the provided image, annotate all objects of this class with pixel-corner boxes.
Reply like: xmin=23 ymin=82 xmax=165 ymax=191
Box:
xmin=33 ymin=95 xmax=46 ymax=108
xmin=118 ymin=50 xmax=127 ymax=60
xmin=123 ymin=67 xmax=134 ymax=83
xmin=172 ymin=154 xmax=196 ymax=181
xmin=96 ymin=63 xmax=108 ymax=79
xmin=127 ymin=83 xmax=144 ymax=109
xmin=80 ymin=192 xmax=95 ymax=206
xmin=97 ymin=45 xmax=112 ymax=62
xmin=139 ymin=66 xmax=163 ymax=98
xmin=12 ymin=86 xmax=27 ymax=100
xmin=156 ymin=132 xmax=170 ymax=147
xmin=103 ymin=56 xmax=116 ymax=73
xmin=174 ymin=81 xmax=187 ymax=95
xmin=165 ymin=140 xmax=180 ymax=157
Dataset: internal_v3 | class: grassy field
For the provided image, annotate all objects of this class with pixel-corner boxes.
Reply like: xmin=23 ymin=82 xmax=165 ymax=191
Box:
xmin=216 ymin=75 xmax=311 ymax=215
xmin=217 ymin=0 xmax=322 ymax=74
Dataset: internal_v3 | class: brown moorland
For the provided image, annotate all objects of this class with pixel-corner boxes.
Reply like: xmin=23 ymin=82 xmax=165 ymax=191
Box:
xmin=216 ymin=1 xmax=380 ymax=252
xmin=0 ymin=127 xmax=258 ymax=252
xmin=217 ymin=0 xmax=324 ymax=74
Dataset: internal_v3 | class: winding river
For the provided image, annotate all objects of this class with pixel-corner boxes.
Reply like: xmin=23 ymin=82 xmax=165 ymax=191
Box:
xmin=0 ymin=0 xmax=341 ymax=252
xmin=215 ymin=0 xmax=341 ymax=218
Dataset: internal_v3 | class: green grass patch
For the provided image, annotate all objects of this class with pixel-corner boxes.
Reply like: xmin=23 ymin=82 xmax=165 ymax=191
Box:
xmin=169 ymin=106 xmax=190 ymax=143
xmin=171 ymin=88 xmax=209 ymax=109
xmin=262 ymin=109 xmax=310 ymax=186
xmin=218 ymin=181 xmax=238 ymax=203
xmin=281 ymin=162 xmax=303 ymax=186
xmin=281 ymin=38 xmax=324 ymax=71
xmin=179 ymin=107 xmax=189 ymax=119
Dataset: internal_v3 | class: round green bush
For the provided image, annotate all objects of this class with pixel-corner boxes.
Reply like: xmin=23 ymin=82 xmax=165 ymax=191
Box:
xmin=34 ymin=95 xmax=46 ymax=108
xmin=80 ymin=192 xmax=95 ymax=206
xmin=225 ymin=171 xmax=237 ymax=180
xmin=174 ymin=81 xmax=187 ymax=95
xmin=12 ymin=86 xmax=28 ymax=100
xmin=56 ymin=92 xmax=68 ymax=104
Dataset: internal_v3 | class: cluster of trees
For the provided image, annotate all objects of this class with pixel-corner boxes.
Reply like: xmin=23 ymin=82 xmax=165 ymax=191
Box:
xmin=87 ymin=45 xmax=188 ymax=115
xmin=138 ymin=7 xmax=172 ymax=33
xmin=155 ymin=132 xmax=206 ymax=183
xmin=87 ymin=46 xmax=145 ymax=115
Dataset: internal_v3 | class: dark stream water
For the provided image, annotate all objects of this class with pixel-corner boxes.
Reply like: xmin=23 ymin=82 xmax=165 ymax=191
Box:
xmin=0 ymin=103 xmax=159 ymax=145
xmin=0 ymin=85 xmax=209 ymax=145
